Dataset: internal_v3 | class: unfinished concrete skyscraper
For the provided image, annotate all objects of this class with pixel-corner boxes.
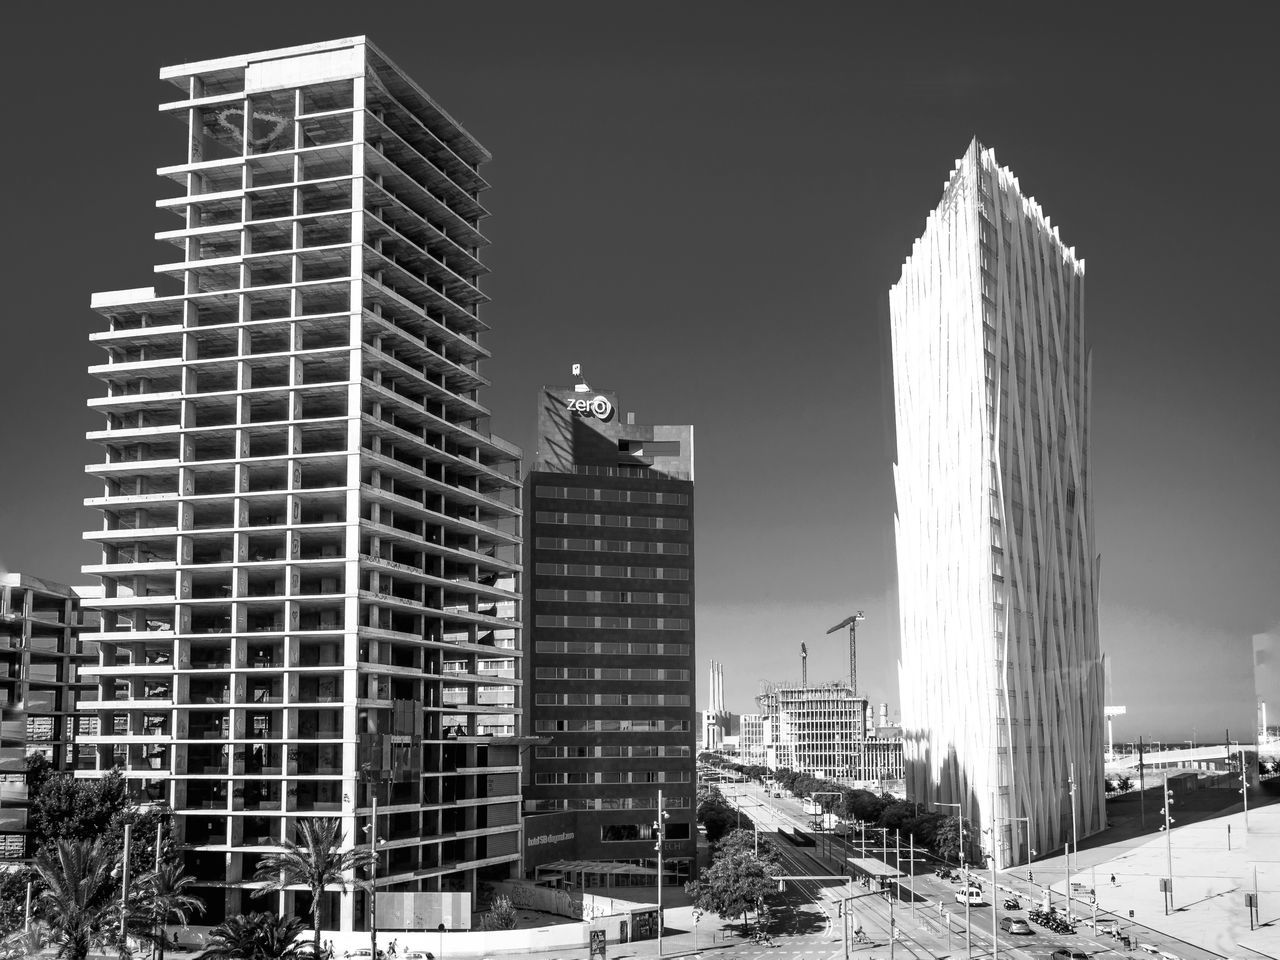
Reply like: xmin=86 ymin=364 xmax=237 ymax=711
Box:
xmin=80 ymin=37 xmax=523 ymax=930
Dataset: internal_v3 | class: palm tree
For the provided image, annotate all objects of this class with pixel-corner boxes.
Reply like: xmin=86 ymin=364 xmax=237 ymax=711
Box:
xmin=252 ymin=818 xmax=372 ymax=959
xmin=201 ymin=914 xmax=310 ymax=960
xmin=32 ymin=839 xmax=118 ymax=960
xmin=137 ymin=863 xmax=204 ymax=960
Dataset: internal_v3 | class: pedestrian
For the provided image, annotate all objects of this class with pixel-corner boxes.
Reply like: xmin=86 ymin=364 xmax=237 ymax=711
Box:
xmin=1111 ymin=873 xmax=1117 ymax=886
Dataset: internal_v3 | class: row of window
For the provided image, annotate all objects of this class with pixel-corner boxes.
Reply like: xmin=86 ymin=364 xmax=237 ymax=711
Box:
xmin=535 ymin=693 xmax=690 ymax=706
xmin=534 ymin=615 xmax=690 ymax=631
xmin=534 ymin=770 xmax=691 ymax=785
xmin=534 ymin=640 xmax=689 ymax=657
xmin=534 ymin=719 xmax=690 ymax=733
xmin=536 ymin=512 xmax=688 ymax=531
xmin=535 ymin=589 xmax=688 ymax=605
xmin=535 ymin=486 xmax=688 ymax=506
xmin=535 ymin=538 xmax=689 ymax=556
xmin=535 ymin=667 xmax=690 ymax=681
xmin=530 ymin=796 xmax=691 ymax=811
xmin=534 ymin=563 xmax=689 ymax=582
xmin=601 ymin=822 xmax=692 ymax=842
xmin=535 ymin=745 xmax=691 ymax=759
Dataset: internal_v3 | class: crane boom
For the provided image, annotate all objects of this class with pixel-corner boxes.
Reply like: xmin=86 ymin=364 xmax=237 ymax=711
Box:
xmin=826 ymin=611 xmax=865 ymax=697
xmin=826 ymin=610 xmax=866 ymax=780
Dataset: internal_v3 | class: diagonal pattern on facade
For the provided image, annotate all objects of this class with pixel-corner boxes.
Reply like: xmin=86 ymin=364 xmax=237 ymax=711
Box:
xmin=891 ymin=139 xmax=1104 ymax=866
xmin=79 ymin=37 xmax=524 ymax=930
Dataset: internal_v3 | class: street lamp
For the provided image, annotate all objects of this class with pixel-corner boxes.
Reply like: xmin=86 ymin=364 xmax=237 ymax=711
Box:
xmin=654 ymin=790 xmax=670 ymax=955
xmin=813 ymin=792 xmax=842 ymax=866
xmin=936 ymin=802 xmax=970 ymax=960
xmin=988 ymin=799 xmax=1030 ymax=960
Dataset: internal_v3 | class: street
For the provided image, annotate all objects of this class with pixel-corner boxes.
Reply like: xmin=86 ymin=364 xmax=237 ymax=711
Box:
xmin=714 ymin=777 xmax=1220 ymax=960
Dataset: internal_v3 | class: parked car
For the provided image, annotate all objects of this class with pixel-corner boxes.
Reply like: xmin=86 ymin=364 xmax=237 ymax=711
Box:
xmin=955 ymin=887 xmax=983 ymax=905
xmin=1000 ymin=916 xmax=1032 ymax=935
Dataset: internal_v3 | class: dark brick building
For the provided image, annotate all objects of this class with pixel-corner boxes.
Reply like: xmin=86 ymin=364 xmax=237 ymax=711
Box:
xmin=522 ymin=370 xmax=696 ymax=890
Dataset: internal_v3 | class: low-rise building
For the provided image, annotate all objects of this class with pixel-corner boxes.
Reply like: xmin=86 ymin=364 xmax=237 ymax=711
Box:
xmin=0 ymin=574 xmax=99 ymax=859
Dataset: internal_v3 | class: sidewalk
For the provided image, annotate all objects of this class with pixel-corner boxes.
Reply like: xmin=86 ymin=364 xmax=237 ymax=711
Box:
xmin=997 ymin=799 xmax=1280 ymax=960
xmin=477 ymin=903 xmax=743 ymax=960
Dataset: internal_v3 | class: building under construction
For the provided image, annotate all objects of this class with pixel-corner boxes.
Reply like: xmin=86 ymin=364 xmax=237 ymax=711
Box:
xmin=758 ymin=681 xmax=865 ymax=779
xmin=757 ymin=681 xmax=904 ymax=786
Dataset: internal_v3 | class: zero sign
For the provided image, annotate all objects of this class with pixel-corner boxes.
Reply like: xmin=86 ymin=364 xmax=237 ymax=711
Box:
xmin=565 ymin=395 xmax=614 ymax=421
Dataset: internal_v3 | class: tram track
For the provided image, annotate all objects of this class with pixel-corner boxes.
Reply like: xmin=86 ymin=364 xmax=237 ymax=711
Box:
xmin=761 ymin=830 xmax=932 ymax=960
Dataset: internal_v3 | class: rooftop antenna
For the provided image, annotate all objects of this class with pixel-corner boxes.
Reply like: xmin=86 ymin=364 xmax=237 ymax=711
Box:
xmin=800 ymin=642 xmax=808 ymax=686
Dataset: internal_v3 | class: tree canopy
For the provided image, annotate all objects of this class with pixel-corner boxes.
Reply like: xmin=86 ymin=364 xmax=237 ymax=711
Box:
xmin=686 ymin=828 xmax=779 ymax=933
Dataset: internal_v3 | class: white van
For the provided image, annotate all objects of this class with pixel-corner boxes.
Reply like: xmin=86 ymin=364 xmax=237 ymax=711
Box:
xmin=955 ymin=887 xmax=983 ymax=905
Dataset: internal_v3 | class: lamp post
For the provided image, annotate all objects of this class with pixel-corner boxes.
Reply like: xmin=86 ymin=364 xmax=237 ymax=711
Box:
xmin=988 ymin=797 xmax=1030 ymax=960
xmin=729 ymin=791 xmax=761 ymax=856
xmin=120 ymin=821 xmax=132 ymax=941
xmin=1161 ymin=772 xmax=1175 ymax=915
xmin=813 ymin=792 xmax=842 ymax=867
xmin=1240 ymin=746 xmax=1251 ymax=833
xmin=936 ymin=802 xmax=969 ymax=959
xmin=654 ymin=789 xmax=670 ymax=955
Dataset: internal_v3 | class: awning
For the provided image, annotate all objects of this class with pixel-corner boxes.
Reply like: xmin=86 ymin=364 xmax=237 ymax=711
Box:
xmin=537 ymin=859 xmax=659 ymax=877
xmin=846 ymin=857 xmax=905 ymax=879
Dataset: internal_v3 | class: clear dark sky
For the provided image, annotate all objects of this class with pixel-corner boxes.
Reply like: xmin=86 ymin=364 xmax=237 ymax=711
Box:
xmin=2 ymin=3 xmax=1276 ymax=743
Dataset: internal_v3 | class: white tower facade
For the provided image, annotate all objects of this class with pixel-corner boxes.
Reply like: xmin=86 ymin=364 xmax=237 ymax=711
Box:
xmin=891 ymin=140 xmax=1104 ymax=866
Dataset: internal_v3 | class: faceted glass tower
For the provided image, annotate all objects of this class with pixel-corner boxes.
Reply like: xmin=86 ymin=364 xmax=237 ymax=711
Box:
xmin=80 ymin=37 xmax=524 ymax=929
xmin=891 ymin=140 xmax=1104 ymax=866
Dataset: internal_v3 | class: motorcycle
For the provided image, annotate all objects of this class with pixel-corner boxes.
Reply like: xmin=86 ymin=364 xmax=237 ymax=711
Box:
xmin=1003 ymin=896 xmax=1020 ymax=910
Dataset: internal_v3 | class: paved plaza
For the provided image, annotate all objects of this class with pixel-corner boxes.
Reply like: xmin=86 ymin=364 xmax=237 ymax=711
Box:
xmin=1031 ymin=794 xmax=1280 ymax=959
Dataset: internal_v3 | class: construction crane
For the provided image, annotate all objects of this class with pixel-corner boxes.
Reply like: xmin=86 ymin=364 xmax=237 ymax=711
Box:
xmin=826 ymin=611 xmax=865 ymax=697
xmin=800 ymin=643 xmax=807 ymax=686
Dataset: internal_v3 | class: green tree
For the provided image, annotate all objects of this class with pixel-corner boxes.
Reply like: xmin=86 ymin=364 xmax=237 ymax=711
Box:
xmin=685 ymin=828 xmax=779 ymax=935
xmin=133 ymin=863 xmax=204 ymax=960
xmin=0 ymin=868 xmax=34 ymax=939
xmin=26 ymin=766 xmax=127 ymax=848
xmin=32 ymin=839 xmax=118 ymax=960
xmin=478 ymin=895 xmax=518 ymax=931
xmin=201 ymin=913 xmax=311 ymax=960
xmin=253 ymin=818 xmax=373 ymax=960
xmin=932 ymin=816 xmax=979 ymax=866
xmin=696 ymin=785 xmax=740 ymax=844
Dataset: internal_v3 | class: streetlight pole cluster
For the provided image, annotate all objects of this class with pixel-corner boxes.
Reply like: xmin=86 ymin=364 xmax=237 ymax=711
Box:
xmin=654 ymin=789 xmax=670 ymax=955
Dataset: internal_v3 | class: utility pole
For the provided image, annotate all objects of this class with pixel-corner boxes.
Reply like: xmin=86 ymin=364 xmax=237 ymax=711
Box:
xmin=937 ymin=802 xmax=969 ymax=959
xmin=120 ymin=821 xmax=132 ymax=940
xmin=990 ymin=800 xmax=1029 ymax=960
xmin=1241 ymin=746 xmax=1251 ymax=832
xmin=370 ymin=782 xmax=379 ymax=960
xmin=1162 ymin=771 xmax=1175 ymax=915
xmin=655 ymin=789 xmax=669 ymax=955
xmin=1138 ymin=736 xmax=1146 ymax=827
xmin=909 ymin=833 xmax=916 ymax=917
